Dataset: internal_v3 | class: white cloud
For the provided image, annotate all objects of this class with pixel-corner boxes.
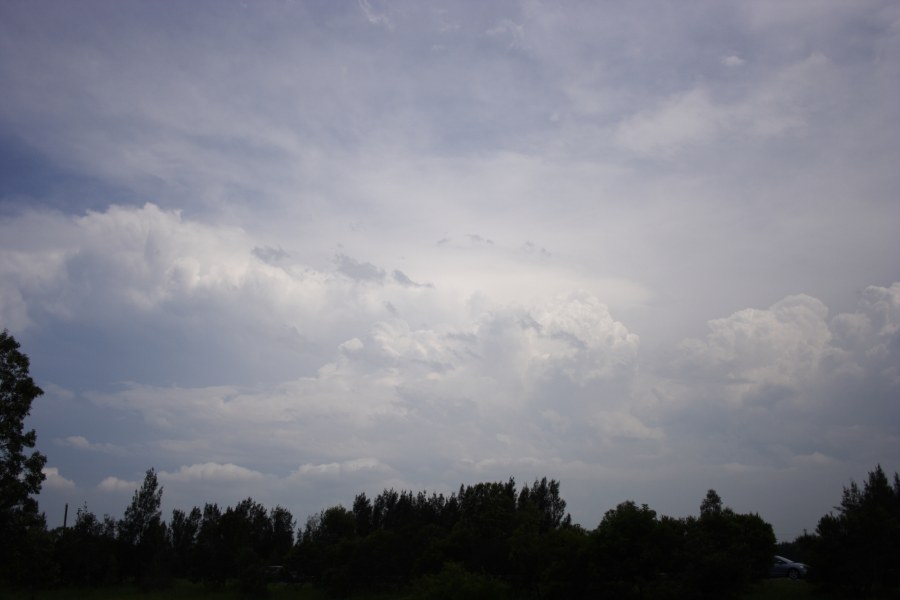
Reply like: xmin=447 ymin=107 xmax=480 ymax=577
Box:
xmin=287 ymin=458 xmax=390 ymax=482
xmin=339 ymin=337 xmax=365 ymax=354
xmin=61 ymin=435 xmax=90 ymax=449
xmin=0 ymin=204 xmax=259 ymax=323
xmin=532 ymin=292 xmax=640 ymax=383
xmin=98 ymin=476 xmax=138 ymax=493
xmin=650 ymin=284 xmax=900 ymax=475
xmin=160 ymin=463 xmax=266 ymax=483
xmin=67 ymin=285 xmax=649 ymax=502
xmin=42 ymin=467 xmax=76 ymax=490
xmin=827 ymin=283 xmax=900 ymax=387
xmin=677 ymin=294 xmax=831 ymax=391
xmin=57 ymin=435 xmax=124 ymax=455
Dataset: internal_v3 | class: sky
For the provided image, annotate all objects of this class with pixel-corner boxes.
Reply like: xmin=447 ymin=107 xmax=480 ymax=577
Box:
xmin=1 ymin=0 xmax=898 ymax=542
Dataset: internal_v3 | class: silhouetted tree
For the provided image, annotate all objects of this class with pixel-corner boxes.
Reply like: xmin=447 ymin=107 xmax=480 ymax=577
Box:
xmin=216 ymin=497 xmax=274 ymax=596
xmin=539 ymin=524 xmax=592 ymax=600
xmin=593 ymin=500 xmax=662 ymax=598
xmin=517 ymin=477 xmax=571 ymax=532
xmin=699 ymin=488 xmax=723 ymax=517
xmin=56 ymin=504 xmax=119 ymax=586
xmin=118 ymin=468 xmax=170 ymax=589
xmin=195 ymin=503 xmax=227 ymax=587
xmin=16 ymin=512 xmax=56 ymax=590
xmin=448 ymin=479 xmax=518 ymax=579
xmin=269 ymin=505 xmax=295 ymax=564
xmin=811 ymin=465 xmax=900 ymax=596
xmin=373 ymin=488 xmax=400 ymax=530
xmin=169 ymin=506 xmax=201 ymax=578
xmin=0 ymin=330 xmax=47 ymax=585
xmin=507 ymin=478 xmax=574 ymax=596
xmin=279 ymin=477 xmax=778 ymax=598
xmin=681 ymin=490 xmax=775 ymax=599
xmin=298 ymin=505 xmax=360 ymax=594
xmin=352 ymin=492 xmax=373 ymax=537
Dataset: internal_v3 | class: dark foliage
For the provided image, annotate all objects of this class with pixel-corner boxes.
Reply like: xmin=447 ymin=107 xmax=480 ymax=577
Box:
xmin=678 ymin=497 xmax=776 ymax=599
xmin=290 ymin=479 xmax=775 ymax=600
xmin=807 ymin=465 xmax=900 ymax=597
xmin=0 ymin=330 xmax=47 ymax=585
xmin=185 ymin=498 xmax=295 ymax=593
xmin=55 ymin=504 xmax=119 ymax=586
xmin=169 ymin=506 xmax=201 ymax=579
xmin=195 ymin=502 xmax=228 ymax=588
xmin=118 ymin=468 xmax=171 ymax=589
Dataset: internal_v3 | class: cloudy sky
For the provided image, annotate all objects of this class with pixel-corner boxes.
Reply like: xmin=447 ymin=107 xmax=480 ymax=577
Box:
xmin=2 ymin=0 xmax=899 ymax=541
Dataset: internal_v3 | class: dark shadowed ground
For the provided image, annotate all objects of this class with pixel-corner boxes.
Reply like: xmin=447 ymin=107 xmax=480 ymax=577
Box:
xmin=4 ymin=578 xmax=814 ymax=600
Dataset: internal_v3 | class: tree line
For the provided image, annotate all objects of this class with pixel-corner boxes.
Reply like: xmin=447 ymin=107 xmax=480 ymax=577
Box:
xmin=2 ymin=329 xmax=899 ymax=598
xmin=9 ymin=467 xmax=779 ymax=599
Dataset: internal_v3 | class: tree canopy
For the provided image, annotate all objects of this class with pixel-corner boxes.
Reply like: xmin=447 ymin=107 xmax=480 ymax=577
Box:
xmin=0 ymin=329 xmax=47 ymax=583
xmin=810 ymin=464 xmax=900 ymax=596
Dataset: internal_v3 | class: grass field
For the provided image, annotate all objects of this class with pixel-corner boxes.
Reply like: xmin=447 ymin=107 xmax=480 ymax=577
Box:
xmin=0 ymin=580 xmax=326 ymax=600
xmin=4 ymin=578 xmax=814 ymax=600
xmin=740 ymin=578 xmax=814 ymax=600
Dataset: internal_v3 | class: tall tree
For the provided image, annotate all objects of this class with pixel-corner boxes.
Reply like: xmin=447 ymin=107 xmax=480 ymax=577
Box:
xmin=812 ymin=465 xmax=900 ymax=596
xmin=195 ymin=503 xmax=226 ymax=587
xmin=0 ymin=330 xmax=47 ymax=582
xmin=119 ymin=468 xmax=169 ymax=588
xmin=451 ymin=479 xmax=518 ymax=578
xmin=57 ymin=503 xmax=119 ymax=586
xmin=119 ymin=468 xmax=164 ymax=547
xmin=352 ymin=492 xmax=373 ymax=537
xmin=269 ymin=505 xmax=296 ymax=562
xmin=518 ymin=477 xmax=571 ymax=532
xmin=699 ymin=488 xmax=723 ymax=517
xmin=683 ymin=490 xmax=775 ymax=599
xmin=169 ymin=506 xmax=201 ymax=578
xmin=593 ymin=500 xmax=661 ymax=597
